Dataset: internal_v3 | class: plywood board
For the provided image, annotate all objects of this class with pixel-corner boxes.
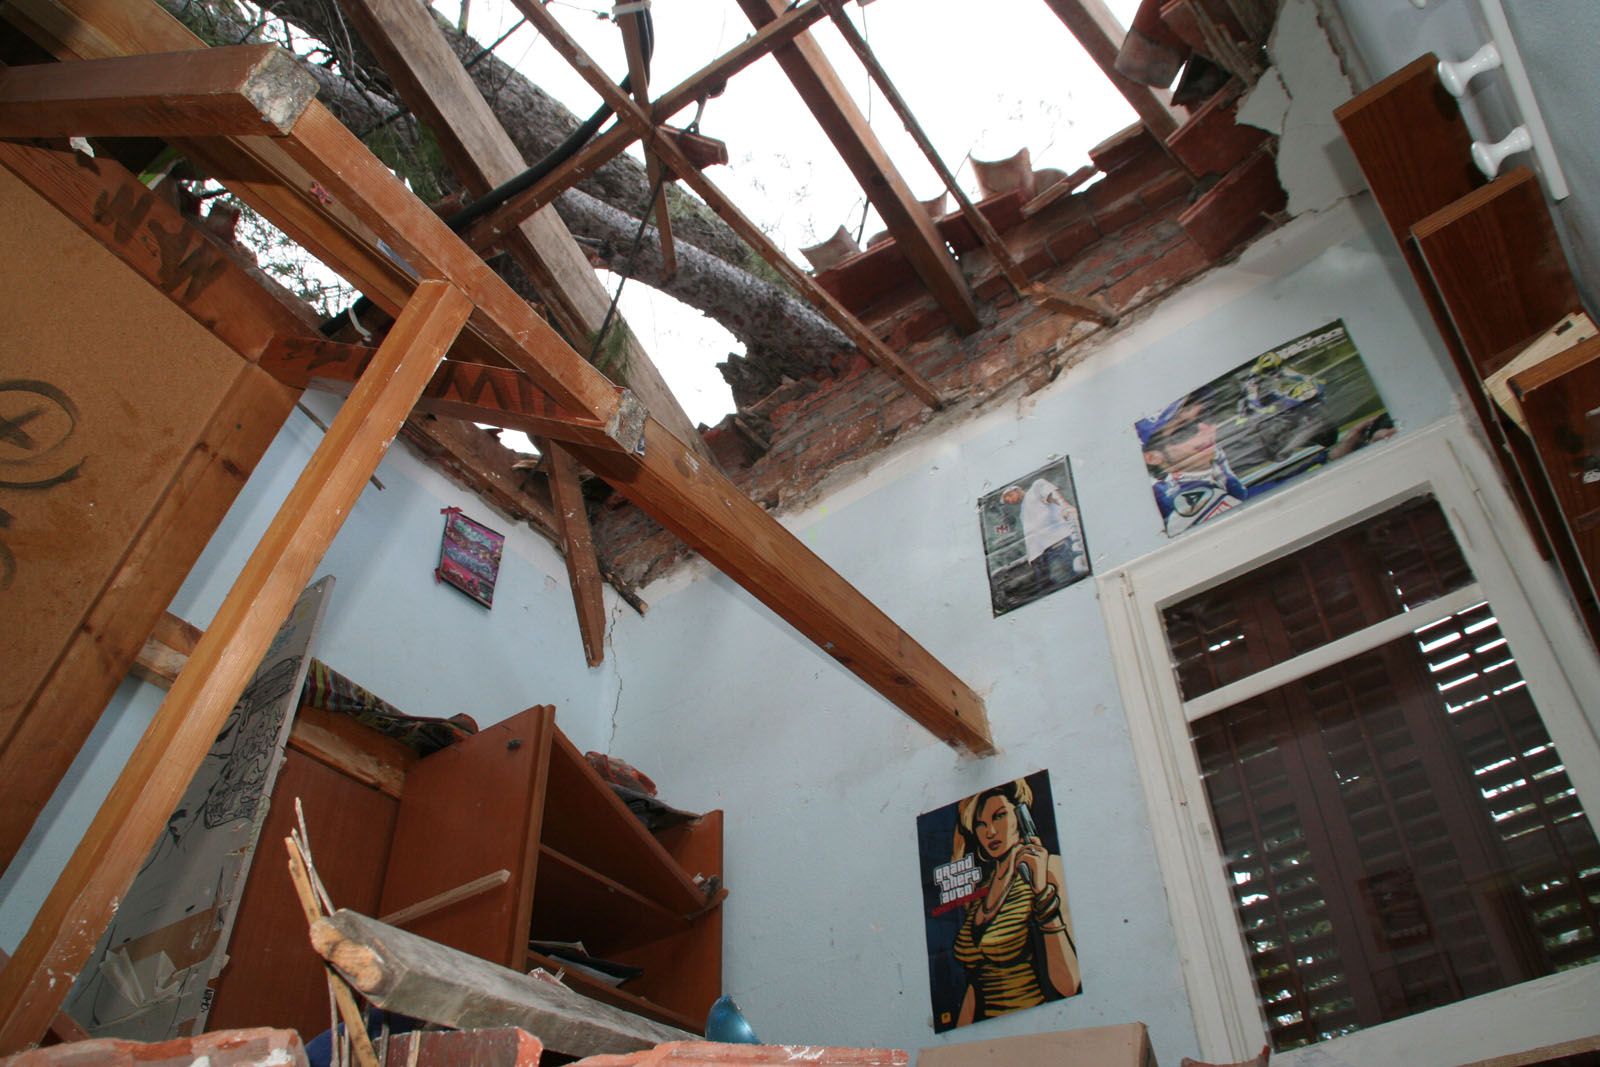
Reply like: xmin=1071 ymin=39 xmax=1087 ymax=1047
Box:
xmin=0 ymin=165 xmax=239 ymax=742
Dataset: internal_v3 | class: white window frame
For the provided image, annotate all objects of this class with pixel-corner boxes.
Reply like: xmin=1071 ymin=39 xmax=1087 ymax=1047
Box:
xmin=1099 ymin=417 xmax=1600 ymax=1065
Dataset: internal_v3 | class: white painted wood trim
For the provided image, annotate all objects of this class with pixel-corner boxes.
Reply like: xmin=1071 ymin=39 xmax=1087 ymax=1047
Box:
xmin=1180 ymin=583 xmax=1488 ymax=722
xmin=1098 ymin=417 xmax=1600 ymax=1062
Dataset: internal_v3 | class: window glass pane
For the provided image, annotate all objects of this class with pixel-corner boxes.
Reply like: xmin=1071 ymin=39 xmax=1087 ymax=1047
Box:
xmin=1163 ymin=495 xmax=1475 ymax=701
xmin=1192 ymin=602 xmax=1600 ymax=1051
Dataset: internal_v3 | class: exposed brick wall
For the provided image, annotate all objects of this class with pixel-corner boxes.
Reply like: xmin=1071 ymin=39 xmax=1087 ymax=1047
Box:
xmin=593 ymin=120 xmax=1288 ymax=587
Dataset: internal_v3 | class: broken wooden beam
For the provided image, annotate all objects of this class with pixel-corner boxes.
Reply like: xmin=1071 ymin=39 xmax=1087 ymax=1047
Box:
xmin=509 ymin=0 xmax=950 ymax=410
xmin=332 ymin=0 xmax=715 ymax=465
xmin=0 ymin=282 xmax=473 ymax=1053
xmin=734 ymin=0 xmax=981 ymax=335
xmin=310 ymin=909 xmax=692 ymax=1057
xmin=569 ymin=417 xmax=994 ymax=754
xmin=379 ymin=870 xmax=512 ymax=928
xmin=1041 ymin=0 xmax=1182 ymax=139
xmin=541 ymin=439 xmax=609 ymax=668
xmin=0 ymin=44 xmax=315 ymax=138
xmin=260 ymin=338 xmax=642 ymax=453
xmin=818 ymin=0 xmax=1116 ymax=327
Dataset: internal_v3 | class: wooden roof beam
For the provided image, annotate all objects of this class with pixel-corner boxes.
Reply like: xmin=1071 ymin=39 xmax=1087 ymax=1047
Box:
xmin=1041 ymin=0 xmax=1181 ymax=140
xmin=615 ymin=2 xmax=676 ymax=278
xmin=0 ymin=44 xmax=316 ymax=137
xmin=459 ymin=0 xmax=833 ymax=250
xmin=510 ymin=0 xmax=949 ymax=410
xmin=332 ymin=0 xmax=714 ymax=466
xmin=261 ymin=338 xmax=640 ymax=454
xmin=733 ymin=0 xmax=980 ymax=335
xmin=541 ymin=439 xmax=609 ymax=668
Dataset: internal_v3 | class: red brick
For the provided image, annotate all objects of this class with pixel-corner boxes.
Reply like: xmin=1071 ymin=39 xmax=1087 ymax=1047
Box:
xmin=1046 ymin=219 xmax=1100 ymax=262
xmin=1165 ymin=87 xmax=1269 ymax=177
xmin=1088 ymin=122 xmax=1158 ymax=174
xmin=1104 ymin=236 xmax=1212 ymax=307
xmin=1178 ymin=147 xmax=1286 ymax=260
xmin=1091 ymin=195 xmax=1147 ymax=235
xmin=6 ymin=1029 xmax=309 ymax=1067
xmin=800 ymin=415 xmax=881 ymax=469
xmin=1140 ymin=169 xmax=1195 ymax=210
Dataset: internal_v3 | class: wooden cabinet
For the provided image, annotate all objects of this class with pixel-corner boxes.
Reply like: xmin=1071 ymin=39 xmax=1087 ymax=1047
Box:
xmin=212 ymin=704 xmax=723 ymax=1037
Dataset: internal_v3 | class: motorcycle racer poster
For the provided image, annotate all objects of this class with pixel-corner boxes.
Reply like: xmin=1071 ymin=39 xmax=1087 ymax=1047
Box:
xmin=1135 ymin=320 xmax=1393 ymax=537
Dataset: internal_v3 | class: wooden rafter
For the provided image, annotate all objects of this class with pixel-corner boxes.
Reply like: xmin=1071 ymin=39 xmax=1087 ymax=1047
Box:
xmin=615 ymin=1 xmax=676 ymax=278
xmin=0 ymin=281 xmax=474 ymax=1051
xmin=733 ymin=0 xmax=979 ymax=335
xmin=818 ymin=0 xmax=1117 ymax=327
xmin=1041 ymin=0 xmax=1182 ymax=140
xmin=261 ymin=339 xmax=639 ymax=453
xmin=332 ymin=0 xmax=715 ymax=465
xmin=541 ymin=439 xmax=609 ymax=668
xmin=457 ymin=0 xmax=833 ymax=249
xmin=509 ymin=0 xmax=949 ymax=410
xmin=0 ymin=44 xmax=316 ymax=137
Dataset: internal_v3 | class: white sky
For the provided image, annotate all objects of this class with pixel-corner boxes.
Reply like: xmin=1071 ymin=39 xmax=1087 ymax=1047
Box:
xmin=426 ymin=0 xmax=1148 ymax=428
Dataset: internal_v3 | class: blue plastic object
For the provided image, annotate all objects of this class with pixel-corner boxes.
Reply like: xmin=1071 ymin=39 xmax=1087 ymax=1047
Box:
xmin=705 ymin=994 xmax=761 ymax=1044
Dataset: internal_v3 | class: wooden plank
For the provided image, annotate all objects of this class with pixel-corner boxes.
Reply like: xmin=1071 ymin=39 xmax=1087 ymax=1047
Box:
xmin=378 ymin=706 xmax=555 ymax=971
xmin=380 ymin=869 xmax=512 ymax=927
xmin=204 ymin=751 xmax=399 ymax=1036
xmin=0 ymin=281 xmax=472 ymax=1053
xmin=458 ymin=0 xmax=832 ymax=250
xmin=543 ymin=441 xmax=608 ymax=667
xmin=260 ymin=338 xmax=637 ymax=453
xmin=1045 ymin=0 xmax=1181 ymax=140
xmin=309 ymin=909 xmax=694 ymax=1056
xmin=1412 ymin=167 xmax=1582 ymax=377
xmin=568 ymin=418 xmax=993 ymax=753
xmin=819 ymin=0 xmax=1116 ymax=326
xmin=288 ymin=705 xmax=418 ymax=800
xmin=733 ymin=0 xmax=979 ymax=335
xmin=508 ymin=0 xmax=950 ymax=410
xmin=615 ymin=3 xmax=676 ymax=277
xmin=333 ymin=0 xmax=713 ymax=465
xmin=0 ymin=44 xmax=315 ymax=137
xmin=0 ymin=951 xmax=87 ymax=1045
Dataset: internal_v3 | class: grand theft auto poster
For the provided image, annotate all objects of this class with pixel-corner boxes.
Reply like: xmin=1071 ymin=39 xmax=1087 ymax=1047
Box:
xmin=1135 ymin=320 xmax=1393 ymax=537
xmin=917 ymin=771 xmax=1082 ymax=1033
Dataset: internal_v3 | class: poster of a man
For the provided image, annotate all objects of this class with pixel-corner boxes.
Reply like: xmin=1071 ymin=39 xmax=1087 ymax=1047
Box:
xmin=1136 ymin=320 xmax=1394 ymax=537
xmin=978 ymin=458 xmax=1090 ymax=616
xmin=917 ymin=771 xmax=1081 ymax=1033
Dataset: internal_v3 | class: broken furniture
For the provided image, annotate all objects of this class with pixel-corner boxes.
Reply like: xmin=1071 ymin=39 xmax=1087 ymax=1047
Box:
xmin=205 ymin=702 xmax=723 ymax=1039
xmin=1335 ymin=56 xmax=1600 ymax=646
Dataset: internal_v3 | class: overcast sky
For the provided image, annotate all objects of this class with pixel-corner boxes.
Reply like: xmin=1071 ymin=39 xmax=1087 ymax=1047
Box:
xmin=427 ymin=0 xmax=1148 ymax=427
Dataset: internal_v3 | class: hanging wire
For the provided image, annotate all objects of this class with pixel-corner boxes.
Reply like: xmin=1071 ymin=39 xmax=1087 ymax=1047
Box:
xmin=589 ymin=165 xmax=671 ymax=364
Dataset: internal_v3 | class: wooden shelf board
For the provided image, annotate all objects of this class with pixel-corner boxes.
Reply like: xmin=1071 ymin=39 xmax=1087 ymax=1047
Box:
xmin=524 ymin=949 xmax=703 ymax=1033
xmin=531 ymin=844 xmax=689 ymax=955
xmin=540 ymin=735 xmax=707 ymax=916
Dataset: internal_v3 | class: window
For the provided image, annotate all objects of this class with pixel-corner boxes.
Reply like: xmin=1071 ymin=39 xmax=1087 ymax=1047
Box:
xmin=1102 ymin=425 xmax=1600 ymax=1064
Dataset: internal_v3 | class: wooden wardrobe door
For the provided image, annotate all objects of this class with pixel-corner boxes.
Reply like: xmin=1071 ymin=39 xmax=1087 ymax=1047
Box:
xmin=378 ymin=705 xmax=555 ymax=969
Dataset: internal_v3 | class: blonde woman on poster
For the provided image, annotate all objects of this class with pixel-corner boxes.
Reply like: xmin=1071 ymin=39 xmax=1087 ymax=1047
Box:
xmin=950 ymin=778 xmax=1081 ymax=1025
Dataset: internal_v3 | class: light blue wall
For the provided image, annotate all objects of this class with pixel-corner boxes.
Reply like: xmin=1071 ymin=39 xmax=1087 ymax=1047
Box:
xmin=604 ymin=200 xmax=1470 ymax=1060
xmin=0 ymin=397 xmax=624 ymax=951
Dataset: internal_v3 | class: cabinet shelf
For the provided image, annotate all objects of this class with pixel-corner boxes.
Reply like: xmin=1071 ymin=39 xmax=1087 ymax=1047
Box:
xmin=532 ymin=844 xmax=691 ymax=954
xmin=525 ymin=949 xmax=702 ymax=1033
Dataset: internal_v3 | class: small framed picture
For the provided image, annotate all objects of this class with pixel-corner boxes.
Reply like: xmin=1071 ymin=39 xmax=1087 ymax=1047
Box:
xmin=978 ymin=458 xmax=1090 ymax=616
xmin=435 ymin=507 xmax=505 ymax=608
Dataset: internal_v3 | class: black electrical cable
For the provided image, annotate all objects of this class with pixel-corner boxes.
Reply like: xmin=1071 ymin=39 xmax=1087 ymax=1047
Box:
xmin=319 ymin=7 xmax=657 ymax=338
